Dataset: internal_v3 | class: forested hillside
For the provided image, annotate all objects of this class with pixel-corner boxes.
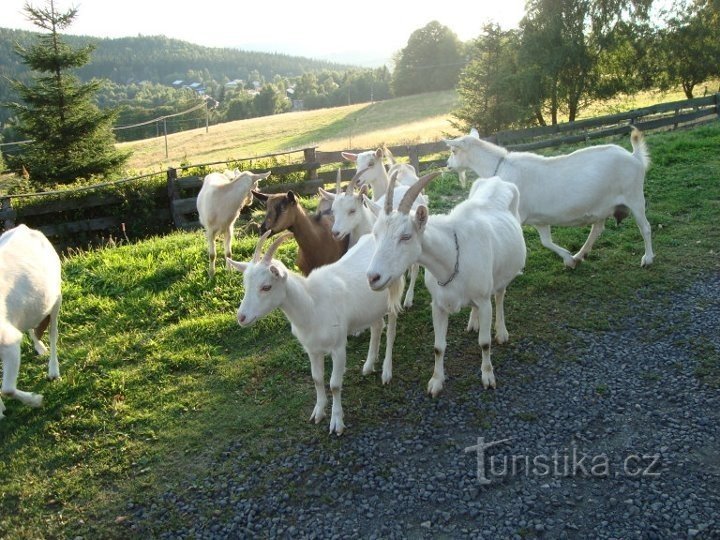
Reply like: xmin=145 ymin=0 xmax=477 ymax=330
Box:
xmin=0 ymin=28 xmax=354 ymax=125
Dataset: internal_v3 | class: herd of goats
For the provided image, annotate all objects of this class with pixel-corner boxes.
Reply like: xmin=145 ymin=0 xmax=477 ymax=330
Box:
xmin=0 ymin=128 xmax=654 ymax=435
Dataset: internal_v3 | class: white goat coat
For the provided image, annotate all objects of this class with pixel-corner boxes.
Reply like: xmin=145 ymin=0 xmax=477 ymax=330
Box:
xmin=420 ymin=179 xmax=525 ymax=314
xmin=0 ymin=225 xmax=61 ymax=345
xmin=447 ymin=131 xmax=653 ymax=267
xmin=0 ymin=225 xmax=62 ymax=418
xmin=235 ymin=234 xmax=403 ymax=435
xmin=197 ymin=169 xmax=266 ymax=277
xmin=367 ymin=177 xmax=526 ymax=395
xmin=197 ymin=170 xmax=256 ymax=234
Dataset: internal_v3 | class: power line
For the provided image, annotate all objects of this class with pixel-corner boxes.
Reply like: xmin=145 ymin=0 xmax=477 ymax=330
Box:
xmin=1 ymin=99 xmax=210 ymax=147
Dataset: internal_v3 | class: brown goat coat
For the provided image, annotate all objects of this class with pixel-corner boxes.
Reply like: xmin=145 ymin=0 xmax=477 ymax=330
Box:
xmin=254 ymin=191 xmax=348 ymax=275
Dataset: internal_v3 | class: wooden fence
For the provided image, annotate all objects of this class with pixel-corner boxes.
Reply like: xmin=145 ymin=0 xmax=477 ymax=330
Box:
xmin=1 ymin=93 xmax=718 ymax=248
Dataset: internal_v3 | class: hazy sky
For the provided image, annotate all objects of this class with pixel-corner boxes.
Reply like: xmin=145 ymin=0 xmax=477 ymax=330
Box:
xmin=0 ymin=0 xmax=528 ymax=66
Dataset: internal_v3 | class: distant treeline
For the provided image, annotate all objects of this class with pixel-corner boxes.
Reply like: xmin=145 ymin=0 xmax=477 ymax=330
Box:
xmin=0 ymin=29 xmax=392 ymax=142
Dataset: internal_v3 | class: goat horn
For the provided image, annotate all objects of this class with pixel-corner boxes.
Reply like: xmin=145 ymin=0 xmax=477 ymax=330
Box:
xmin=253 ymin=230 xmax=273 ymax=262
xmin=351 ymin=166 xmax=370 ymax=182
xmin=263 ymin=232 xmax=294 ymax=263
xmin=383 ymin=145 xmax=396 ymax=165
xmin=345 ymin=175 xmax=355 ymax=194
xmin=397 ymin=171 xmax=441 ymax=214
xmin=384 ymin=169 xmax=400 ymax=215
xmin=335 ymin=167 xmax=342 ymax=194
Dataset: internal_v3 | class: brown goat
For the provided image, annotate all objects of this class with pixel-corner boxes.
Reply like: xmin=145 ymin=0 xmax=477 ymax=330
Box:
xmin=252 ymin=190 xmax=348 ymax=275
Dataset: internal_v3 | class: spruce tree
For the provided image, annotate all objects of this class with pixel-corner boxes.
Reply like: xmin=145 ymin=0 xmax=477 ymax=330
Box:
xmin=7 ymin=0 xmax=129 ymax=185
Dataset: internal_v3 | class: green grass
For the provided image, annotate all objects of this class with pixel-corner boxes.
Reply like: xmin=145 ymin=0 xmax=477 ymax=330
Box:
xmin=0 ymin=121 xmax=719 ymax=538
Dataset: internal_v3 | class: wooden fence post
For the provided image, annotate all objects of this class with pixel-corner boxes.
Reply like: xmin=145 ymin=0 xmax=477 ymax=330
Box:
xmin=408 ymin=145 xmax=420 ymax=173
xmin=716 ymin=93 xmax=720 ymax=119
xmin=166 ymin=167 xmax=184 ymax=229
xmin=1 ymin=197 xmax=15 ymax=230
xmin=304 ymin=147 xmax=318 ymax=180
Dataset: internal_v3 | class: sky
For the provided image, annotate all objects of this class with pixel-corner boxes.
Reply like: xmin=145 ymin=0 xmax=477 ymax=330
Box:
xmin=0 ymin=0 xmax=528 ymax=66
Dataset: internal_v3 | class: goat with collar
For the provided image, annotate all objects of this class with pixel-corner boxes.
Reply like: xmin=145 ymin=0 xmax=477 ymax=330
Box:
xmin=366 ymin=171 xmax=526 ymax=396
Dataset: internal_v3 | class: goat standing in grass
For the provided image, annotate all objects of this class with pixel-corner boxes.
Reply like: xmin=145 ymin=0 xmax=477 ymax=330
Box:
xmin=228 ymin=231 xmax=404 ymax=435
xmin=319 ymin=168 xmax=432 ymax=308
xmin=197 ymin=168 xmax=270 ymax=278
xmin=366 ymin=173 xmax=526 ymax=396
xmin=251 ymin=190 xmax=348 ymax=276
xmin=1 ymin=225 xmax=62 ymax=419
xmin=446 ymin=127 xmax=653 ymax=267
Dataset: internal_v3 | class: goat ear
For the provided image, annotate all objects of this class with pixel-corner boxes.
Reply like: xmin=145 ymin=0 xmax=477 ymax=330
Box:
xmin=342 ymin=152 xmax=357 ymax=162
xmin=255 ymin=171 xmax=271 ymax=181
xmin=269 ymin=264 xmax=286 ymax=280
xmin=318 ymin=187 xmax=335 ymax=201
xmin=226 ymin=258 xmax=248 ymax=273
xmin=364 ymin=196 xmax=381 ymax=217
xmin=251 ymin=190 xmax=268 ymax=202
xmin=414 ymin=205 xmax=429 ymax=231
xmin=444 ymin=138 xmax=459 ymax=149
xmin=374 ymin=148 xmax=383 ymax=159
xmin=469 ymin=127 xmax=480 ymax=138
xmin=359 ymin=184 xmax=369 ymax=197
xmin=286 ymin=191 xmax=297 ymax=205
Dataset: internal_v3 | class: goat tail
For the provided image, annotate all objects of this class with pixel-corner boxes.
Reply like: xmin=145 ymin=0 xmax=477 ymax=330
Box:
xmin=630 ymin=126 xmax=650 ymax=170
xmin=387 ymin=275 xmax=406 ymax=316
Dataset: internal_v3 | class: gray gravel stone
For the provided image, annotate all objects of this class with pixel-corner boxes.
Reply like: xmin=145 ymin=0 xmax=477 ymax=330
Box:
xmin=123 ymin=274 xmax=720 ymax=538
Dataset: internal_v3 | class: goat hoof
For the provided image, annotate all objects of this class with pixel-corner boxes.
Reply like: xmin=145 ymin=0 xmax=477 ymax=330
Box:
xmin=482 ymin=372 xmax=497 ymax=389
xmin=362 ymin=363 xmax=375 ymax=376
xmin=309 ymin=407 xmax=326 ymax=424
xmin=495 ymin=331 xmax=509 ymax=345
xmin=26 ymin=393 xmax=44 ymax=408
xmin=427 ymin=377 xmax=444 ymax=397
xmin=641 ymin=256 xmax=653 ymax=267
xmin=381 ymin=371 xmax=392 ymax=385
xmin=329 ymin=417 xmax=345 ymax=436
xmin=47 ymin=373 xmax=60 ymax=381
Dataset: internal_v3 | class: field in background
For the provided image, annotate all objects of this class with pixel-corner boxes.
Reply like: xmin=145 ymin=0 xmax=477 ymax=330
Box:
xmin=119 ymin=91 xmax=461 ymax=172
xmin=117 ymin=81 xmax=720 ymax=174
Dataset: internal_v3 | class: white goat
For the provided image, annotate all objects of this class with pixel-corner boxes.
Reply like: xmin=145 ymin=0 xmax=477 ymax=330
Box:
xmin=197 ymin=168 xmax=271 ymax=278
xmin=446 ymin=127 xmax=653 ymax=267
xmin=0 ymin=225 xmax=62 ymax=419
xmin=228 ymin=231 xmax=404 ymax=435
xmin=318 ymin=168 xmax=430 ymax=308
xmin=366 ymin=173 xmax=526 ymax=396
xmin=342 ymin=148 xmax=390 ymax=201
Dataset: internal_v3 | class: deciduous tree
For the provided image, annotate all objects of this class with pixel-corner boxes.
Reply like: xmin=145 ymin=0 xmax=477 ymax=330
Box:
xmin=392 ymin=21 xmax=465 ymax=97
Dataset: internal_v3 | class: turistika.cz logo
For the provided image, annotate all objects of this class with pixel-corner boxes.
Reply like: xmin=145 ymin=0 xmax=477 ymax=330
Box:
xmin=464 ymin=437 xmax=661 ymax=485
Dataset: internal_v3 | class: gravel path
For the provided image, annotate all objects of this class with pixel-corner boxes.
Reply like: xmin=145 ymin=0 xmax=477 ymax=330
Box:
xmin=125 ymin=274 xmax=720 ymax=539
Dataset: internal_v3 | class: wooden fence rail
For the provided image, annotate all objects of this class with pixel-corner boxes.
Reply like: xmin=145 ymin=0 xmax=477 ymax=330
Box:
xmin=1 ymin=93 xmax=718 ymax=248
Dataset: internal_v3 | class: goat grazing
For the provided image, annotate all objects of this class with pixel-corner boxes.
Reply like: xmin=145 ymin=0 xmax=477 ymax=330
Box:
xmin=446 ymin=127 xmax=653 ymax=267
xmin=197 ymin=168 xmax=270 ymax=278
xmin=0 ymin=225 xmax=62 ymax=419
xmin=366 ymin=173 xmax=526 ymax=396
xmin=252 ymin=190 xmax=348 ymax=276
xmin=228 ymin=231 xmax=404 ymax=435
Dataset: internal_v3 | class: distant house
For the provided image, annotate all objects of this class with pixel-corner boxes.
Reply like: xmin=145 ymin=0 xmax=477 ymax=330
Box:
xmin=172 ymin=79 xmax=184 ymax=87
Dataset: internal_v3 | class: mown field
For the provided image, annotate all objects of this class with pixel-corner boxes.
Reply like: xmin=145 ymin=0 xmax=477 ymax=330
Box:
xmin=114 ymin=83 xmax=716 ymax=174
xmin=0 ymin=115 xmax=719 ymax=537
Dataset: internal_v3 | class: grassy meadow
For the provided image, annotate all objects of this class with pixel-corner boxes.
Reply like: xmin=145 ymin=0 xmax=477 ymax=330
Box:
xmin=0 ymin=105 xmax=719 ymax=536
xmin=115 ymin=82 xmax=718 ymax=174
